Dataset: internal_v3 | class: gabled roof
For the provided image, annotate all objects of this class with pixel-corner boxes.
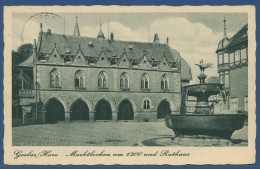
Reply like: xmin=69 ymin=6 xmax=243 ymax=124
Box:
xmin=226 ymin=24 xmax=248 ymax=49
xmin=18 ymin=54 xmax=34 ymax=67
xmin=168 ymin=47 xmax=192 ymax=80
xmin=38 ymin=32 xmax=178 ymax=62
xmin=20 ymin=31 xmax=192 ymax=81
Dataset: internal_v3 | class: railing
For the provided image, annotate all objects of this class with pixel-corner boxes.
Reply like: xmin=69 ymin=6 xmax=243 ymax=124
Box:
xmin=218 ymin=63 xmax=230 ymax=71
xmin=19 ymin=89 xmax=34 ymax=98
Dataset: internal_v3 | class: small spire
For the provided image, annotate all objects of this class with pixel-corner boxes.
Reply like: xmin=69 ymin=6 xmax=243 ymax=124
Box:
xmin=100 ymin=19 xmax=102 ymax=31
xmin=223 ymin=15 xmax=227 ymax=38
xmin=153 ymin=33 xmax=159 ymax=43
xmin=40 ymin=23 xmax=43 ymax=31
xmin=73 ymin=16 xmax=80 ymax=36
xmin=97 ymin=19 xmax=105 ymax=39
xmin=166 ymin=37 xmax=169 ymax=44
xmin=33 ymin=39 xmax=37 ymax=54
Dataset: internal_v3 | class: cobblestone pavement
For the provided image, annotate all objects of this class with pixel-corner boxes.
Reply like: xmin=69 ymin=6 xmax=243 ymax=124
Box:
xmin=12 ymin=121 xmax=248 ymax=146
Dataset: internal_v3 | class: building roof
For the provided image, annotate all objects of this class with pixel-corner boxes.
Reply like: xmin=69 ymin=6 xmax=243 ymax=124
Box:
xmin=216 ymin=23 xmax=248 ymax=53
xmin=20 ymin=29 xmax=192 ymax=80
xmin=217 ymin=37 xmax=230 ymax=51
xmin=226 ymin=24 xmax=248 ymax=49
xmin=207 ymin=77 xmax=219 ymax=83
xmin=168 ymin=48 xmax=192 ymax=80
xmin=18 ymin=54 xmax=34 ymax=67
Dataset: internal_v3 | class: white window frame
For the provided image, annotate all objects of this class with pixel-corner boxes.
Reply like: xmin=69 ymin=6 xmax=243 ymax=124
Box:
xmin=230 ymin=97 xmax=238 ymax=111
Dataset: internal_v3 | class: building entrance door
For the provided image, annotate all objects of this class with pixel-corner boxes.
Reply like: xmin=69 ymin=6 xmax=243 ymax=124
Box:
xmin=71 ymin=100 xmax=89 ymax=121
xmin=118 ymin=100 xmax=134 ymax=120
xmin=157 ymin=100 xmax=171 ymax=119
xmin=95 ymin=100 xmax=112 ymax=120
xmin=46 ymin=99 xmax=65 ymax=123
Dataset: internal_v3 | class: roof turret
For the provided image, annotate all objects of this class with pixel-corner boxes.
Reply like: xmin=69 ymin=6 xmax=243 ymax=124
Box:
xmin=97 ymin=21 xmax=105 ymax=39
xmin=217 ymin=15 xmax=229 ymax=52
xmin=73 ymin=16 xmax=80 ymax=36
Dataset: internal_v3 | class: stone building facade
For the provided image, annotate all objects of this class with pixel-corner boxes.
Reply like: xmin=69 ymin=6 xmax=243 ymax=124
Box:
xmin=216 ymin=17 xmax=248 ymax=112
xmin=16 ymin=18 xmax=192 ymax=125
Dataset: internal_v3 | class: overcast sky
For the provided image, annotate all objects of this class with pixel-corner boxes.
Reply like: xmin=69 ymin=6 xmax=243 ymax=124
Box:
xmin=12 ymin=12 xmax=248 ymax=83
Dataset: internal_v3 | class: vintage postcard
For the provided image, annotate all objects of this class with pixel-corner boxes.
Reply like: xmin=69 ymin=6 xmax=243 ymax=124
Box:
xmin=3 ymin=5 xmax=256 ymax=165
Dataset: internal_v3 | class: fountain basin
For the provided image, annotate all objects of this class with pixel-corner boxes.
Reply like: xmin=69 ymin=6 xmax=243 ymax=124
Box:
xmin=165 ymin=114 xmax=247 ymax=139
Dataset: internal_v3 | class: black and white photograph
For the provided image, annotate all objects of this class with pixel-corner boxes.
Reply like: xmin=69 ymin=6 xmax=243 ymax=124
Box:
xmin=4 ymin=5 xmax=256 ymax=165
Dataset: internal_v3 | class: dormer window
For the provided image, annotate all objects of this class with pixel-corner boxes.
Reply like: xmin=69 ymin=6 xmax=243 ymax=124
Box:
xmin=88 ymin=57 xmax=95 ymax=65
xmin=64 ymin=55 xmax=72 ymax=63
xmin=88 ymin=41 xmax=94 ymax=47
xmin=152 ymin=61 xmax=158 ymax=68
xmin=111 ymin=59 xmax=117 ymax=65
xmin=65 ymin=48 xmax=71 ymax=54
xmin=129 ymin=45 xmax=133 ymax=50
xmin=172 ymin=62 xmax=178 ymax=68
xmin=132 ymin=60 xmax=138 ymax=67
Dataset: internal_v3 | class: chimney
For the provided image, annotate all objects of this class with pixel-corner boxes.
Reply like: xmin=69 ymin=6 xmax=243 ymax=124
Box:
xmin=166 ymin=37 xmax=169 ymax=45
xmin=33 ymin=39 xmax=37 ymax=55
xmin=110 ymin=32 xmax=114 ymax=40
xmin=47 ymin=29 xmax=51 ymax=35
xmin=153 ymin=33 xmax=159 ymax=43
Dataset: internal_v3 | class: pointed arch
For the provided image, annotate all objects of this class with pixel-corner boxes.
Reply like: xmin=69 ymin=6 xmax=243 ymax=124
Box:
xmin=75 ymin=70 xmax=85 ymax=88
xmin=94 ymin=98 xmax=112 ymax=120
xmin=43 ymin=98 xmax=66 ymax=123
xmin=120 ymin=72 xmax=129 ymax=89
xmin=50 ymin=68 xmax=61 ymax=88
xmin=141 ymin=73 xmax=149 ymax=89
xmin=161 ymin=74 xmax=169 ymax=89
xmin=98 ymin=71 xmax=108 ymax=88
xmin=157 ymin=99 xmax=171 ymax=119
xmin=70 ymin=98 xmax=89 ymax=121
xmin=118 ymin=99 xmax=134 ymax=120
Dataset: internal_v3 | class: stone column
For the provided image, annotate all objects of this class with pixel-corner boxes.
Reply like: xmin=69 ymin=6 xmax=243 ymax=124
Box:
xmin=21 ymin=105 xmax=32 ymax=125
xmin=65 ymin=111 xmax=71 ymax=123
xmin=40 ymin=111 xmax=46 ymax=124
xmin=89 ymin=111 xmax=95 ymax=122
xmin=112 ymin=111 xmax=118 ymax=121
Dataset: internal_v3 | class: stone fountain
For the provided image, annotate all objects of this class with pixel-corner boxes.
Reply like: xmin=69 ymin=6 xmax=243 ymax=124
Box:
xmin=164 ymin=60 xmax=248 ymax=145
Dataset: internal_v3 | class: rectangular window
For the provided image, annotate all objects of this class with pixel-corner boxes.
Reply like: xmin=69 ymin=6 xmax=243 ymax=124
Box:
xmin=218 ymin=54 xmax=222 ymax=64
xmin=219 ymin=75 xmax=224 ymax=84
xmin=244 ymin=96 xmax=248 ymax=111
xmin=225 ymin=74 xmax=229 ymax=88
xmin=143 ymin=100 xmax=150 ymax=110
xmin=230 ymin=52 xmax=234 ymax=64
xmin=224 ymin=53 xmax=228 ymax=63
xmin=241 ymin=48 xmax=247 ymax=60
xmin=230 ymin=98 xmax=238 ymax=111
xmin=235 ymin=50 xmax=240 ymax=62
